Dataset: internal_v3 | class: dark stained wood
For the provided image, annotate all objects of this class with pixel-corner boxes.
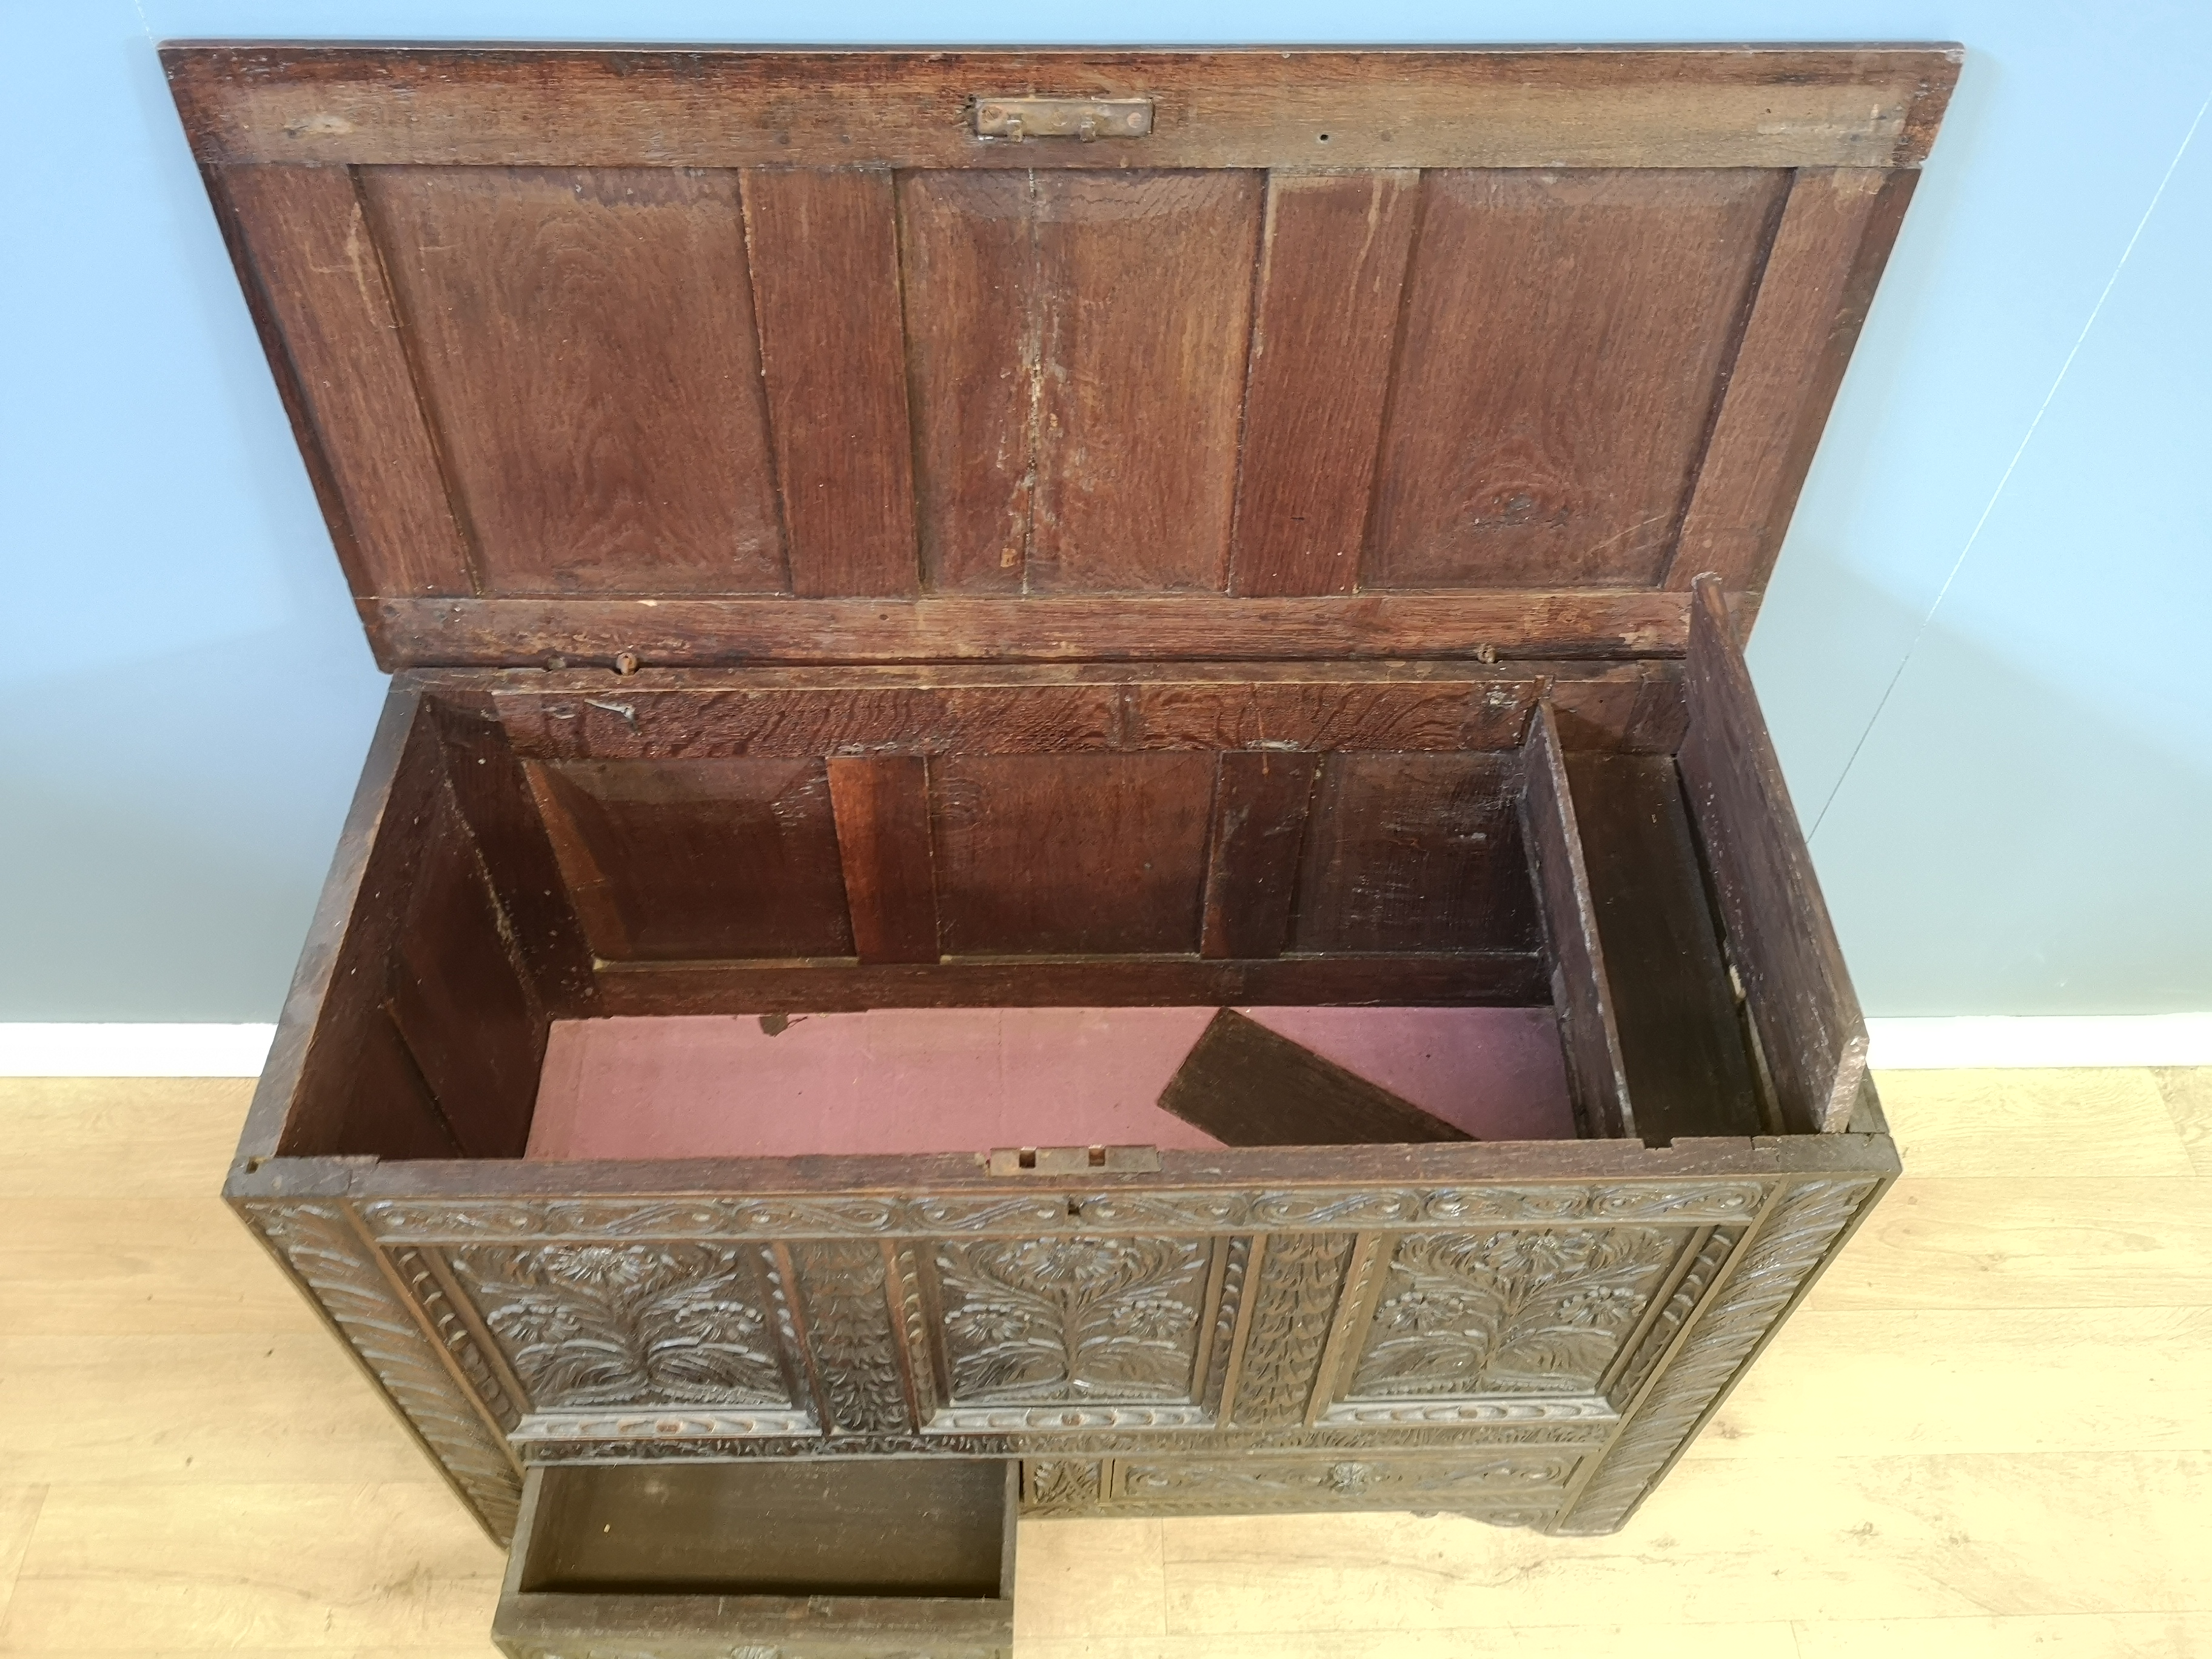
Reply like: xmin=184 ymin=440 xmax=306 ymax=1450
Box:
xmin=1564 ymin=751 xmax=1763 ymax=1145
xmin=529 ymin=759 xmax=854 ymax=961
xmin=1367 ymin=169 xmax=1788 ymax=590
xmin=369 ymin=591 xmax=1690 ymax=669
xmin=1521 ymin=705 xmax=1635 ymax=1142
xmin=1677 ymin=577 xmax=1868 ymax=1134
xmin=427 ymin=699 xmax=599 ymax=1016
xmin=1292 ymin=753 xmax=1539 ymax=956
xmin=1230 ymin=171 xmax=1418 ymax=596
xmin=324 ymin=1004 xmax=466 ymax=1161
xmin=359 ymin=166 xmax=787 ymax=596
xmin=826 ymin=756 xmax=942 ymax=965
xmin=497 ymin=1463 xmax=1013 ymax=1659
xmin=930 ymin=753 xmax=1215 ymax=955
xmin=1026 ymin=172 xmax=1262 ymax=593
xmin=168 ymin=46 xmax=1962 ymax=172
xmin=489 ymin=665 xmax=1546 ymax=760
xmin=213 ymin=165 xmax=475 ymax=597
xmin=589 ymin=950 xmax=1548 ymax=1015
xmin=742 ymin=168 xmax=918 ymax=598
xmin=384 ymin=788 xmax=545 ymax=1160
xmin=900 ymin=170 xmax=1036 ymax=594
xmin=1159 ymin=1009 xmax=1473 ymax=1146
xmin=1199 ymin=752 xmax=1321 ymax=959
xmin=1668 ymin=168 xmax=1920 ymax=603
xmin=1545 ymin=662 xmax=1689 ymax=756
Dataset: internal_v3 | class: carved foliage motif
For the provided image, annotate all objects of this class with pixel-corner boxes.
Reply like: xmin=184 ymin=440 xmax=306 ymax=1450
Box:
xmin=1025 ymin=1459 xmax=1106 ymax=1510
xmin=448 ymin=1242 xmax=788 ymax=1410
xmin=788 ymin=1240 xmax=909 ymax=1433
xmin=1350 ymin=1228 xmax=1681 ymax=1399
xmin=1230 ymin=1232 xmax=1355 ymax=1427
xmin=247 ymin=1204 xmax=521 ymax=1541
xmin=1558 ymin=1179 xmax=1880 ymax=1535
xmin=935 ymin=1235 xmax=1210 ymax=1404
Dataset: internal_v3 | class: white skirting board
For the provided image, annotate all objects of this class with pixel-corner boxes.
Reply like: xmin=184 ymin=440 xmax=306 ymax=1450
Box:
xmin=0 ymin=1015 xmax=2209 ymax=1078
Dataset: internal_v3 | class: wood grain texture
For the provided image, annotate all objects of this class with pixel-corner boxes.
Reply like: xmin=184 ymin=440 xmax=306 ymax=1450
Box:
xmin=827 ymin=755 xmax=942 ymax=964
xmin=931 ymin=752 xmax=1215 ymax=955
xmin=1521 ymin=705 xmax=1635 ymax=1142
xmin=1678 ymin=577 xmax=1867 ymax=1134
xmin=1367 ymin=169 xmax=1788 ymax=591
xmin=1199 ymin=751 xmax=1321 ymax=959
xmin=589 ymin=950 xmax=1548 ymax=1014
xmin=213 ymin=164 xmax=475 ymax=597
xmin=360 ymin=166 xmax=787 ymax=597
xmin=1566 ymin=751 xmax=1765 ymax=1146
xmin=368 ymin=591 xmax=1692 ymax=668
xmin=1668 ymin=168 xmax=1919 ymax=598
xmin=742 ymin=167 xmax=919 ymax=598
xmin=1292 ymin=752 xmax=1539 ymax=956
xmin=1159 ymin=1010 xmax=1473 ymax=1146
xmin=1230 ymin=170 xmax=1418 ymax=596
xmin=528 ymin=757 xmax=854 ymax=960
xmin=166 ymin=46 xmax=1963 ymax=170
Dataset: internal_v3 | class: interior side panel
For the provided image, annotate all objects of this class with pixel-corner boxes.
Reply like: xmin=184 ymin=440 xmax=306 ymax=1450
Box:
xmin=360 ymin=166 xmax=788 ymax=596
xmin=931 ymin=751 xmax=1217 ymax=954
xmin=529 ymin=758 xmax=853 ymax=960
xmin=1292 ymin=752 xmax=1539 ymax=954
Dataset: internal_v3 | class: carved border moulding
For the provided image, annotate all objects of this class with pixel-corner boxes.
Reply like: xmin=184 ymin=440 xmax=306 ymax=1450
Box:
xmin=928 ymin=1404 xmax=1213 ymax=1431
xmin=1554 ymin=1178 xmax=1883 ymax=1535
xmin=389 ymin=1245 xmax=521 ymax=1432
xmin=359 ymin=1180 xmax=1772 ymax=1242
xmin=445 ymin=1241 xmax=797 ymax=1412
xmin=1109 ymin=1452 xmax=1579 ymax=1510
xmin=1318 ymin=1396 xmax=1617 ymax=1425
xmin=1606 ymin=1225 xmax=1743 ymax=1410
xmin=244 ymin=1203 xmax=522 ymax=1541
xmin=509 ymin=1407 xmax=820 ymax=1444
xmin=1343 ymin=1226 xmax=1685 ymax=1403
xmin=934 ymin=1235 xmax=1214 ymax=1407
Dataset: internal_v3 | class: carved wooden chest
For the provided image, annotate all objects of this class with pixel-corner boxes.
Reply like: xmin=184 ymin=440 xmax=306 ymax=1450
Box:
xmin=169 ymin=41 xmax=1958 ymax=1658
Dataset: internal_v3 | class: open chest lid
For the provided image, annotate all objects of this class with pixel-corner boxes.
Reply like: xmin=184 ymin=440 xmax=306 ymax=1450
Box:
xmin=167 ymin=43 xmax=1959 ymax=672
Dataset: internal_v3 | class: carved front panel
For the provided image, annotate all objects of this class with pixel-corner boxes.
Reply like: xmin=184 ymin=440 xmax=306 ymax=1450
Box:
xmin=1344 ymin=1227 xmax=1682 ymax=1403
xmin=446 ymin=1242 xmax=796 ymax=1412
xmin=933 ymin=1235 xmax=1215 ymax=1409
xmin=1021 ymin=1451 xmax=1578 ymax=1520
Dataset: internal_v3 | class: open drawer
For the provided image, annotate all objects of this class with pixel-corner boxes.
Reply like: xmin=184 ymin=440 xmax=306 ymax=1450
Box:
xmin=494 ymin=1459 xmax=1016 ymax=1659
xmin=168 ymin=39 xmax=1954 ymax=1569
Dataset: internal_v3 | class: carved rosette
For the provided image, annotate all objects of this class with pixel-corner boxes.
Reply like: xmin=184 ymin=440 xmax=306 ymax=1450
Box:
xmin=447 ymin=1242 xmax=790 ymax=1410
xmin=1557 ymin=1179 xmax=1882 ymax=1534
xmin=1347 ymin=1227 xmax=1681 ymax=1401
xmin=246 ymin=1202 xmax=521 ymax=1541
xmin=934 ymin=1235 xmax=1211 ymax=1405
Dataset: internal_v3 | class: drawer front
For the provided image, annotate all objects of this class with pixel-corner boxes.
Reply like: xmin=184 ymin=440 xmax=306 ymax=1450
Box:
xmin=1024 ymin=1449 xmax=1581 ymax=1524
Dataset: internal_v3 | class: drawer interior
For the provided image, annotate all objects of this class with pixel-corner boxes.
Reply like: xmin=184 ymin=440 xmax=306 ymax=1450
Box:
xmin=264 ymin=618 xmax=1863 ymax=1169
xmin=495 ymin=1459 xmax=1015 ymax=1658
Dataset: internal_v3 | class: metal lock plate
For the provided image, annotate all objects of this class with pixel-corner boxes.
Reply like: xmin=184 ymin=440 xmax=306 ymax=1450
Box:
xmin=972 ymin=96 xmax=1155 ymax=142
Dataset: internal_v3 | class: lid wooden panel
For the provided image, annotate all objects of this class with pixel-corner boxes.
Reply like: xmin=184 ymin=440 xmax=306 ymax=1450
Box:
xmin=170 ymin=45 xmax=1960 ymax=668
xmin=1366 ymin=169 xmax=1788 ymax=590
xmin=361 ymin=166 xmax=788 ymax=595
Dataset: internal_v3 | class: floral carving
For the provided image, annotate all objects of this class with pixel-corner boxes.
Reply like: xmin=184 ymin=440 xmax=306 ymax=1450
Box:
xmin=1026 ymin=1459 xmax=1106 ymax=1509
xmin=1350 ymin=1228 xmax=1681 ymax=1399
xmin=935 ymin=1236 xmax=1210 ymax=1404
xmin=448 ymin=1242 xmax=788 ymax=1410
xmin=1230 ymin=1232 xmax=1355 ymax=1427
xmin=789 ymin=1240 xmax=908 ymax=1433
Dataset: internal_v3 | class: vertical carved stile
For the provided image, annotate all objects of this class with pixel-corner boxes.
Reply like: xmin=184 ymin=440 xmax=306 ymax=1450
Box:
xmin=788 ymin=1239 xmax=912 ymax=1433
xmin=1556 ymin=1178 xmax=1880 ymax=1533
xmin=1229 ymin=1232 xmax=1356 ymax=1427
xmin=1304 ymin=1232 xmax=1392 ymax=1426
xmin=246 ymin=1202 xmax=521 ymax=1541
xmin=1602 ymin=1225 xmax=1741 ymax=1409
xmin=390 ymin=1245 xmax=523 ymax=1432
xmin=892 ymin=1242 xmax=943 ymax=1422
xmin=1199 ymin=1236 xmax=1252 ymax=1414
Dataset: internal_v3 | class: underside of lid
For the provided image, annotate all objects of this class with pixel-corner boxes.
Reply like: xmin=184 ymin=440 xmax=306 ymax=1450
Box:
xmin=166 ymin=44 xmax=1960 ymax=669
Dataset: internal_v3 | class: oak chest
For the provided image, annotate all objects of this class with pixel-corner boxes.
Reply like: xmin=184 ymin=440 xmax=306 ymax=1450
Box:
xmin=169 ymin=40 xmax=1960 ymax=1658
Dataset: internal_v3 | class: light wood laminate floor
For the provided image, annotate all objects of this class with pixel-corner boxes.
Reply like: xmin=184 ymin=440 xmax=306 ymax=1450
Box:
xmin=1 ymin=1068 xmax=2207 ymax=1657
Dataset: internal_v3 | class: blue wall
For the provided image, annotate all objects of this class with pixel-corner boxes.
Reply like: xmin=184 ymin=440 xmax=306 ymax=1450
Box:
xmin=4 ymin=1 xmax=2207 ymax=1021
